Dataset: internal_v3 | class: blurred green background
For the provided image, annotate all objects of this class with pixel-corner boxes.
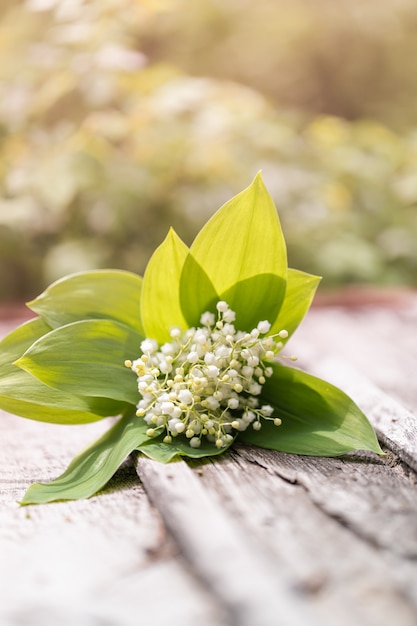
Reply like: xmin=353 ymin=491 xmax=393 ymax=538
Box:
xmin=1 ymin=0 xmax=417 ymax=304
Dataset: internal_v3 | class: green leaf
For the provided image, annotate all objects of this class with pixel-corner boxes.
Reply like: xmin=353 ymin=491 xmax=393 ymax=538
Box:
xmin=185 ymin=172 xmax=287 ymax=329
xmin=20 ymin=410 xmax=150 ymax=504
xmin=269 ymin=269 xmax=321 ymax=340
xmin=137 ymin=433 xmax=234 ymax=463
xmin=0 ymin=319 xmax=124 ymax=424
xmin=141 ymin=228 xmax=189 ymax=343
xmin=240 ymin=364 xmax=383 ymax=456
xmin=28 ymin=270 xmax=144 ymax=335
xmin=15 ymin=319 xmax=141 ymax=405
xmin=220 ymin=273 xmax=286 ymax=332
xmin=179 ymin=252 xmax=219 ymax=328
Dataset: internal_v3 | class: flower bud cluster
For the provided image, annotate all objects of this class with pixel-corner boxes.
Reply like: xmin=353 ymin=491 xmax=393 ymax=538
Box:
xmin=125 ymin=301 xmax=288 ymax=449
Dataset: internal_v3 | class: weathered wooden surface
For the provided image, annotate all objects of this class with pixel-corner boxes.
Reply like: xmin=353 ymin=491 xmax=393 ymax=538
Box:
xmin=1 ymin=295 xmax=417 ymax=626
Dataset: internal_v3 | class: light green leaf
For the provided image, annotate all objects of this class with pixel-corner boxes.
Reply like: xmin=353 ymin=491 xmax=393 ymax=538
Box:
xmin=0 ymin=319 xmax=124 ymax=424
xmin=240 ymin=364 xmax=383 ymax=456
xmin=269 ymin=269 xmax=321 ymax=340
xmin=28 ymin=270 xmax=144 ymax=334
xmin=141 ymin=228 xmax=189 ymax=343
xmin=15 ymin=319 xmax=141 ymax=405
xmin=20 ymin=410 xmax=150 ymax=504
xmin=185 ymin=172 xmax=287 ymax=329
xmin=137 ymin=433 xmax=234 ymax=463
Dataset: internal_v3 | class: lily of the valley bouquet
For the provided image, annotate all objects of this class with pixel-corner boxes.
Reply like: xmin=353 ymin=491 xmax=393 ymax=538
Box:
xmin=0 ymin=174 xmax=382 ymax=504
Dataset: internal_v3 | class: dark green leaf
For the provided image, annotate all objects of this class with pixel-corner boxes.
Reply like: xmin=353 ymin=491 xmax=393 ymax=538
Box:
xmin=179 ymin=252 xmax=219 ymax=328
xmin=137 ymin=433 xmax=234 ymax=462
xmin=240 ymin=363 xmax=383 ymax=456
xmin=20 ymin=410 xmax=151 ymax=504
xmin=220 ymin=273 xmax=286 ymax=331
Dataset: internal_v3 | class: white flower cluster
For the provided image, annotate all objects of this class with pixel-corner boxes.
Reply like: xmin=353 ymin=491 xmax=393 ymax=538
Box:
xmin=125 ymin=301 xmax=290 ymax=449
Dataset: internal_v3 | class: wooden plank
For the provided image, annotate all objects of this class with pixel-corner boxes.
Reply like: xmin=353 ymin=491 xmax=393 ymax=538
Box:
xmin=135 ymin=453 xmax=321 ymax=626
xmin=290 ymin=303 xmax=417 ymax=412
xmin=192 ymin=444 xmax=417 ymax=626
xmin=0 ymin=412 xmax=227 ymax=626
xmin=2 ymin=302 xmax=417 ymax=626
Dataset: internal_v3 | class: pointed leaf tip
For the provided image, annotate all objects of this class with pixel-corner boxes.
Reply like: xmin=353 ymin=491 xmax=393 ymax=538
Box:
xmin=182 ymin=173 xmax=287 ymax=330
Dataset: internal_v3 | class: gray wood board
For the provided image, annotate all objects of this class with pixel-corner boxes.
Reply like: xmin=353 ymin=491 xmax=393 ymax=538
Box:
xmin=2 ymin=302 xmax=417 ymax=626
xmin=0 ymin=412 xmax=226 ymax=626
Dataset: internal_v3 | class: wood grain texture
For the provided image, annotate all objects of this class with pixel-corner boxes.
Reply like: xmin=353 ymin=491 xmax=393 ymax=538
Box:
xmin=2 ymin=300 xmax=417 ymax=626
xmin=135 ymin=453 xmax=321 ymax=626
xmin=290 ymin=302 xmax=417 ymax=412
xmin=194 ymin=445 xmax=417 ymax=626
xmin=0 ymin=412 xmax=227 ymax=626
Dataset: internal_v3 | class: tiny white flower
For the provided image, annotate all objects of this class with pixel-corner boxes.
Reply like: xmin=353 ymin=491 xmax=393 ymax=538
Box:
xmin=178 ymin=389 xmax=193 ymax=404
xmin=204 ymin=352 xmax=217 ymax=365
xmin=216 ymin=301 xmax=228 ymax=312
xmin=215 ymin=345 xmax=231 ymax=358
xmin=249 ymin=383 xmax=262 ymax=396
xmin=223 ymin=309 xmax=236 ymax=323
xmin=204 ymin=396 xmax=220 ymax=410
xmin=187 ymin=351 xmax=199 ymax=364
xmin=257 ymin=320 xmax=271 ymax=334
xmin=228 ymin=398 xmax=239 ymax=409
xmin=200 ymin=311 xmax=215 ymax=326
xmin=159 ymin=360 xmax=172 ymax=374
xmin=161 ymin=401 xmax=175 ymax=415
xmin=161 ymin=342 xmax=175 ymax=356
xmin=207 ymin=365 xmax=220 ymax=378
xmin=140 ymin=339 xmax=158 ymax=354
xmin=194 ymin=330 xmax=208 ymax=344
xmin=241 ymin=365 xmax=254 ymax=379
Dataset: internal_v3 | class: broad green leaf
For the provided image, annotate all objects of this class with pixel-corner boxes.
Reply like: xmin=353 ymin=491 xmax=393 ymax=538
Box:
xmin=185 ymin=172 xmax=287 ymax=329
xmin=141 ymin=228 xmax=189 ymax=343
xmin=0 ymin=319 xmax=124 ymax=424
xmin=20 ymin=410 xmax=150 ymax=504
xmin=137 ymin=433 xmax=234 ymax=463
xmin=28 ymin=270 xmax=144 ymax=334
xmin=269 ymin=269 xmax=321 ymax=340
xmin=179 ymin=252 xmax=219 ymax=328
xmin=220 ymin=273 xmax=286 ymax=332
xmin=15 ymin=319 xmax=141 ymax=405
xmin=240 ymin=364 xmax=382 ymax=456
